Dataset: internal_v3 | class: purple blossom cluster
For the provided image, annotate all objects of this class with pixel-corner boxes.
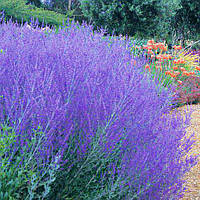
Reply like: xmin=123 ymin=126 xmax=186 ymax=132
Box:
xmin=0 ymin=18 xmax=197 ymax=199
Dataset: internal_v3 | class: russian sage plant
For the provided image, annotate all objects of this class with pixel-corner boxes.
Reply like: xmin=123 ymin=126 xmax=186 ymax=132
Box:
xmin=0 ymin=18 xmax=198 ymax=199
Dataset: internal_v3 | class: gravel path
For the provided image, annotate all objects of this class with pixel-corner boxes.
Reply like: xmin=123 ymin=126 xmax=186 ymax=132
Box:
xmin=168 ymin=104 xmax=200 ymax=199
xmin=179 ymin=104 xmax=200 ymax=200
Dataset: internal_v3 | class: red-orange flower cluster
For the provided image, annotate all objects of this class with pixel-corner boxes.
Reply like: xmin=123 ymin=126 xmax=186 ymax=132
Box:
xmin=196 ymin=66 xmax=200 ymax=71
xmin=145 ymin=64 xmax=151 ymax=72
xmin=173 ymin=45 xmax=182 ymax=50
xmin=173 ymin=59 xmax=186 ymax=65
xmin=143 ymin=40 xmax=168 ymax=51
xmin=138 ymin=39 xmax=200 ymax=89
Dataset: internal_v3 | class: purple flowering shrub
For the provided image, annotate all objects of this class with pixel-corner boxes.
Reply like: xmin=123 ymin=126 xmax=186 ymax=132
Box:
xmin=0 ymin=18 xmax=198 ymax=199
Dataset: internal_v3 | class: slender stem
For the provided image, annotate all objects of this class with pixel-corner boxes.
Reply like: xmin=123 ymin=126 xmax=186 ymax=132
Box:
xmin=183 ymin=40 xmax=200 ymax=51
xmin=68 ymin=0 xmax=72 ymax=11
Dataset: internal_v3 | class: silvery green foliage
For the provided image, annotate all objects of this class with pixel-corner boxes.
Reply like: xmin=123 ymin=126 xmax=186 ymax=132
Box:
xmin=47 ymin=125 xmax=129 ymax=199
xmin=0 ymin=18 xmax=198 ymax=199
xmin=0 ymin=124 xmax=59 ymax=199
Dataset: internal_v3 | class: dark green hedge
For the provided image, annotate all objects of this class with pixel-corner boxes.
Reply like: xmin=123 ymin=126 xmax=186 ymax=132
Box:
xmin=171 ymin=0 xmax=200 ymax=42
xmin=79 ymin=0 xmax=200 ymax=42
xmin=79 ymin=0 xmax=181 ymax=39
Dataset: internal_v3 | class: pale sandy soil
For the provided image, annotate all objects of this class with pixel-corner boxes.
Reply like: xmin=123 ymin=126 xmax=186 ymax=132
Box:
xmin=179 ymin=104 xmax=200 ymax=200
xmin=167 ymin=104 xmax=200 ymax=200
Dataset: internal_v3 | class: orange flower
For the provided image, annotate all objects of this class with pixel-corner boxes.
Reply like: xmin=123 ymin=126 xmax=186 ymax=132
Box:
xmin=168 ymin=55 xmax=172 ymax=59
xmin=147 ymin=44 xmax=154 ymax=49
xmin=145 ymin=64 xmax=150 ymax=69
xmin=180 ymin=67 xmax=186 ymax=72
xmin=174 ymin=71 xmax=181 ymax=76
xmin=145 ymin=64 xmax=151 ymax=72
xmin=165 ymin=71 xmax=171 ymax=75
xmin=162 ymin=46 xmax=168 ymax=51
xmin=147 ymin=50 xmax=154 ymax=54
xmin=156 ymin=42 xmax=165 ymax=48
xmin=173 ymin=60 xmax=178 ymax=64
xmin=156 ymin=55 xmax=162 ymax=60
xmin=177 ymin=80 xmax=183 ymax=85
xmin=182 ymin=71 xmax=190 ymax=76
xmin=195 ymin=66 xmax=200 ymax=71
xmin=173 ymin=66 xmax=178 ymax=70
xmin=143 ymin=45 xmax=148 ymax=49
xmin=162 ymin=54 xmax=169 ymax=60
xmin=173 ymin=45 xmax=182 ymax=50
xmin=152 ymin=45 xmax=158 ymax=50
xmin=147 ymin=40 xmax=155 ymax=45
xmin=173 ymin=59 xmax=186 ymax=64
xmin=177 ymin=45 xmax=182 ymax=50
xmin=179 ymin=59 xmax=186 ymax=64
xmin=162 ymin=54 xmax=172 ymax=60
xmin=188 ymin=71 xmax=195 ymax=75
xmin=159 ymin=44 xmax=168 ymax=51
xmin=170 ymin=73 xmax=177 ymax=78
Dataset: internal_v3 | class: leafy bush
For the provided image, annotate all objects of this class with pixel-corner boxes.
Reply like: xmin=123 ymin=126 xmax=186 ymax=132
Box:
xmin=173 ymin=75 xmax=200 ymax=106
xmin=79 ymin=0 xmax=182 ymax=39
xmin=27 ymin=0 xmax=87 ymax=26
xmin=0 ymin=0 xmax=71 ymax=28
xmin=0 ymin=18 xmax=198 ymax=199
xmin=26 ymin=0 xmax=42 ymax=7
xmin=38 ymin=0 xmax=74 ymax=14
xmin=170 ymin=0 xmax=200 ymax=44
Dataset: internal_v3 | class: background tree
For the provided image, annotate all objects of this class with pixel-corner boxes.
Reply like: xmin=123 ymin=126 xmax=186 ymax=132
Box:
xmin=26 ymin=0 xmax=42 ymax=7
xmin=171 ymin=0 xmax=200 ymax=47
xmin=24 ymin=0 xmax=200 ymax=44
xmin=79 ymin=0 xmax=184 ymax=40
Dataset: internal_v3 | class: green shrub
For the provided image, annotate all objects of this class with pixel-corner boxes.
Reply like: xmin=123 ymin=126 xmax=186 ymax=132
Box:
xmin=170 ymin=0 xmax=200 ymax=45
xmin=79 ymin=0 xmax=181 ymax=39
xmin=0 ymin=0 xmax=71 ymax=28
xmin=40 ymin=0 xmax=70 ymax=15
xmin=27 ymin=0 xmax=87 ymax=26
xmin=26 ymin=0 xmax=42 ymax=7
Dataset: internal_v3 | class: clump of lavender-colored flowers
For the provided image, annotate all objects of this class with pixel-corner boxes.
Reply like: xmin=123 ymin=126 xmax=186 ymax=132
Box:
xmin=0 ymin=16 xmax=198 ymax=199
